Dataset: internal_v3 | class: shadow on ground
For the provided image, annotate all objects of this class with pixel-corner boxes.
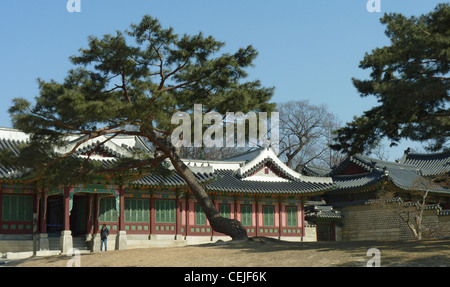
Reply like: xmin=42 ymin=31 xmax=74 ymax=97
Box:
xmin=195 ymin=236 xmax=450 ymax=267
xmin=4 ymin=237 xmax=449 ymax=267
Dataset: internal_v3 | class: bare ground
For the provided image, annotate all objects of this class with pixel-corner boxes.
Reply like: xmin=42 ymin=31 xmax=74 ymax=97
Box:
xmin=5 ymin=237 xmax=450 ymax=267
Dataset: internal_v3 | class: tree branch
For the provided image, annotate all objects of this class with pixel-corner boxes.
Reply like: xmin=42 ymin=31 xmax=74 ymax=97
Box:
xmin=41 ymin=127 xmax=124 ymax=170
xmin=99 ymin=154 xmax=168 ymax=174
xmin=159 ymin=77 xmax=205 ymax=92
xmin=121 ymin=66 xmax=131 ymax=103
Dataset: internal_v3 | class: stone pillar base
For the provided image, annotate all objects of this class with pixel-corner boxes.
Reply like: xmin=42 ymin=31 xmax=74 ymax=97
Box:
xmin=115 ymin=231 xmax=127 ymax=250
xmin=60 ymin=230 xmax=73 ymax=254
xmin=91 ymin=233 xmax=101 ymax=252
xmin=38 ymin=233 xmax=50 ymax=251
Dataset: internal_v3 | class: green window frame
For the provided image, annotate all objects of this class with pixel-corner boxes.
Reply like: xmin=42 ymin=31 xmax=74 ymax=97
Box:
xmin=263 ymin=205 xmax=275 ymax=226
xmin=241 ymin=205 xmax=252 ymax=226
xmin=219 ymin=204 xmax=230 ymax=219
xmin=99 ymin=197 xmax=118 ymax=222
xmin=195 ymin=204 xmax=207 ymax=225
xmin=286 ymin=206 xmax=298 ymax=227
xmin=2 ymin=194 xmax=33 ymax=221
xmin=155 ymin=199 xmax=175 ymax=223
xmin=125 ymin=198 xmax=149 ymax=223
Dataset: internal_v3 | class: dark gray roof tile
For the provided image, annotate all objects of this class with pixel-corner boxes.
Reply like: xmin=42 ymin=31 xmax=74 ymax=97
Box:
xmin=333 ymin=172 xmax=384 ymax=191
xmin=399 ymin=150 xmax=450 ymax=176
xmin=206 ymin=170 xmax=334 ymax=195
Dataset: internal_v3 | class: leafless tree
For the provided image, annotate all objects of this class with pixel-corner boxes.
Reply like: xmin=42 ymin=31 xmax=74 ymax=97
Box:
xmin=375 ymin=177 xmax=442 ymax=240
xmin=277 ymin=100 xmax=344 ymax=171
xmin=367 ymin=143 xmax=391 ymax=161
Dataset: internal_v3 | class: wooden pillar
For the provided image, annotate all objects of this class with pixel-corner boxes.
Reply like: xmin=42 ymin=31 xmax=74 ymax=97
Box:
xmin=93 ymin=194 xmax=99 ymax=234
xmin=185 ymin=195 xmax=189 ymax=237
xmin=278 ymin=200 xmax=282 ymax=239
xmin=114 ymin=187 xmax=128 ymax=250
xmin=33 ymin=193 xmax=38 ymax=218
xmin=86 ymin=195 xmax=91 ymax=235
xmin=255 ymin=197 xmax=259 ymax=237
xmin=234 ymin=197 xmax=238 ymax=220
xmin=211 ymin=200 xmax=216 ymax=238
xmin=63 ymin=187 xmax=70 ymax=231
xmin=39 ymin=192 xmax=46 ymax=233
xmin=301 ymin=201 xmax=305 ymax=238
xmin=175 ymin=194 xmax=180 ymax=236
xmin=149 ymin=195 xmax=153 ymax=236
xmin=118 ymin=188 xmax=125 ymax=231
xmin=60 ymin=187 xmax=73 ymax=254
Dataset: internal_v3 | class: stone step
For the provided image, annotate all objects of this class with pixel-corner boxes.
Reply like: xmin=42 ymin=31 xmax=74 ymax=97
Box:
xmin=48 ymin=236 xmax=91 ymax=251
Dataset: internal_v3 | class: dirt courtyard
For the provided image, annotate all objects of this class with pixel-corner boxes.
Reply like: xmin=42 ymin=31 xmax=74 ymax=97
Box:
xmin=5 ymin=237 xmax=450 ymax=267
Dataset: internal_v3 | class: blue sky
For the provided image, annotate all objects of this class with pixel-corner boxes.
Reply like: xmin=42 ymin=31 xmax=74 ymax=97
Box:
xmin=0 ymin=1 xmax=445 ymax=160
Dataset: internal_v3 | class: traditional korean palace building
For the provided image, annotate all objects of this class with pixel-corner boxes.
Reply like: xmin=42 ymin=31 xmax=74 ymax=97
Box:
xmin=0 ymin=127 xmax=335 ymax=254
xmin=303 ymin=149 xmax=450 ymax=241
xmin=0 ymin=127 xmax=448 ymax=255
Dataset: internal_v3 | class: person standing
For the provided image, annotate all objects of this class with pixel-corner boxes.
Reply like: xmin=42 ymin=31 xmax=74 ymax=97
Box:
xmin=100 ymin=224 xmax=109 ymax=251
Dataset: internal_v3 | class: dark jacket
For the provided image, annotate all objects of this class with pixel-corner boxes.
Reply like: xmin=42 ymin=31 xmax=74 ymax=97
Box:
xmin=100 ymin=227 xmax=109 ymax=239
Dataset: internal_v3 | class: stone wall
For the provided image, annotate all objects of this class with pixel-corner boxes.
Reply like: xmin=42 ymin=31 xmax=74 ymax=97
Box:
xmin=438 ymin=215 xmax=450 ymax=238
xmin=339 ymin=203 xmax=450 ymax=241
xmin=302 ymin=223 xmax=317 ymax=242
xmin=339 ymin=204 xmax=400 ymax=241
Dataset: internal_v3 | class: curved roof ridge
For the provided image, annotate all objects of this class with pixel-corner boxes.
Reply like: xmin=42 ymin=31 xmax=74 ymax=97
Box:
xmin=237 ymin=148 xmax=333 ymax=184
xmin=402 ymin=149 xmax=450 ymax=158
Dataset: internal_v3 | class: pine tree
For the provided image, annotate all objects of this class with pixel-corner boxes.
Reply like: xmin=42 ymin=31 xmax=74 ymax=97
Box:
xmin=6 ymin=15 xmax=276 ymax=240
xmin=331 ymin=3 xmax=449 ymax=155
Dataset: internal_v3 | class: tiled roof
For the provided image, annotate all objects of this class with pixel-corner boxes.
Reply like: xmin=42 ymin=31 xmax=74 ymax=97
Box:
xmin=305 ymin=205 xmax=342 ymax=221
xmin=328 ymin=153 xmax=450 ymax=194
xmin=333 ymin=172 xmax=385 ymax=191
xmin=0 ymin=129 xmax=30 ymax=179
xmin=328 ymin=155 xmax=374 ymax=176
xmin=359 ymin=155 xmax=448 ymax=194
xmin=399 ymin=149 xmax=450 ymax=176
xmin=131 ymin=169 xmax=216 ymax=187
xmin=206 ymin=169 xmax=334 ymax=195
xmin=0 ymin=128 xmax=152 ymax=181
xmin=221 ymin=148 xmax=266 ymax=162
xmin=301 ymin=165 xmax=332 ymax=177
xmin=333 ymin=197 xmax=447 ymax=212
xmin=440 ymin=210 xmax=450 ymax=216
xmin=0 ymin=164 xmax=24 ymax=179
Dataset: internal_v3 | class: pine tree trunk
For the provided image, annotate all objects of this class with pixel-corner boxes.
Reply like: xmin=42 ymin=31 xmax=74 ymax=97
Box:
xmin=164 ymin=144 xmax=248 ymax=240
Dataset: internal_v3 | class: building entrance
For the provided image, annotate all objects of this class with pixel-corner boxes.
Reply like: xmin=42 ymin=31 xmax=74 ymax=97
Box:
xmin=46 ymin=195 xmax=64 ymax=233
xmin=70 ymin=195 xmax=88 ymax=235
